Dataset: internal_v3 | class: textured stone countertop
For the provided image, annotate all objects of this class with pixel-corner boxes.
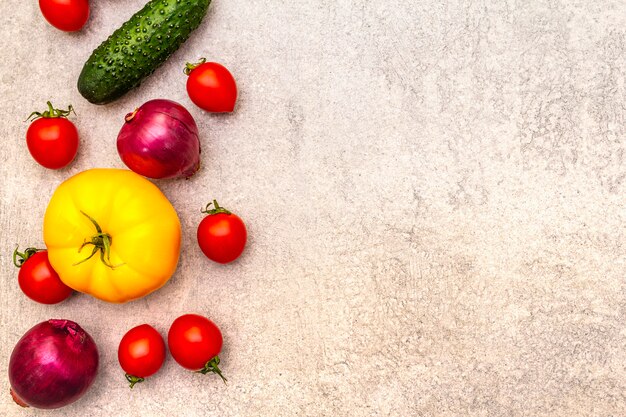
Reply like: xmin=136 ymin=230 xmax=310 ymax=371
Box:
xmin=0 ymin=0 xmax=624 ymax=416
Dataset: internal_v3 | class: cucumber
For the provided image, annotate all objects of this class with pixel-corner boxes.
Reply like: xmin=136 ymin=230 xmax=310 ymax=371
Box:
xmin=78 ymin=0 xmax=211 ymax=104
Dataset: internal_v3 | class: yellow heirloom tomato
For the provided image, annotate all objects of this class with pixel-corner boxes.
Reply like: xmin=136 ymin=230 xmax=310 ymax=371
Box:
xmin=43 ymin=168 xmax=181 ymax=303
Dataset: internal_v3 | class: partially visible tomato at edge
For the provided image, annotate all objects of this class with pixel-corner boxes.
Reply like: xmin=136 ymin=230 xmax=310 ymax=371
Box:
xmin=39 ymin=0 xmax=90 ymax=32
xmin=15 ymin=249 xmax=72 ymax=305
xmin=185 ymin=60 xmax=238 ymax=113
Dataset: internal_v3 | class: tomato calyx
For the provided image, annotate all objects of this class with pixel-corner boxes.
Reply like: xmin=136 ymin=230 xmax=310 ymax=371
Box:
xmin=201 ymin=200 xmax=232 ymax=216
xmin=74 ymin=211 xmax=123 ymax=269
xmin=184 ymin=57 xmax=207 ymax=76
xmin=26 ymin=101 xmax=75 ymax=122
xmin=13 ymin=246 xmax=44 ymax=268
xmin=197 ymin=356 xmax=227 ymax=383
xmin=125 ymin=373 xmax=145 ymax=389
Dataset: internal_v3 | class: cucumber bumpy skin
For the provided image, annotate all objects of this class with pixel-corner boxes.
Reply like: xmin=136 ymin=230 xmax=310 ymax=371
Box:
xmin=78 ymin=0 xmax=211 ymax=105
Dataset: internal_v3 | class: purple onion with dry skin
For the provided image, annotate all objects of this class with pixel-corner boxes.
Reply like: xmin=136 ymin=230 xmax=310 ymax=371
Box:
xmin=117 ymin=99 xmax=201 ymax=179
xmin=9 ymin=319 xmax=99 ymax=409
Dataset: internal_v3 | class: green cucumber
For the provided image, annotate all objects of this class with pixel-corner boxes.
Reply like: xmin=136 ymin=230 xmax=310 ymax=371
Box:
xmin=78 ymin=0 xmax=211 ymax=104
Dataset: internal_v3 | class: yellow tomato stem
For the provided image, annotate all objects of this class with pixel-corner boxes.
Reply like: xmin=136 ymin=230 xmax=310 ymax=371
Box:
xmin=74 ymin=244 xmax=99 ymax=265
xmin=74 ymin=211 xmax=123 ymax=269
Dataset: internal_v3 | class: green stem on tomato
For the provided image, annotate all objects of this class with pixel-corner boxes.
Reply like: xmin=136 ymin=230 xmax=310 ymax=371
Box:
xmin=201 ymin=200 xmax=231 ymax=216
xmin=183 ymin=57 xmax=207 ymax=76
xmin=25 ymin=101 xmax=76 ymax=122
xmin=12 ymin=246 xmax=43 ymax=268
xmin=73 ymin=211 xmax=123 ymax=269
xmin=197 ymin=356 xmax=227 ymax=383
xmin=125 ymin=374 xmax=145 ymax=389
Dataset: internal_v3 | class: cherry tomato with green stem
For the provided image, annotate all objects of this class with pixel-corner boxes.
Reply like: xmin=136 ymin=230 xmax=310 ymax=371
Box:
xmin=13 ymin=247 xmax=73 ymax=304
xmin=39 ymin=0 xmax=90 ymax=32
xmin=184 ymin=59 xmax=238 ymax=113
xmin=168 ymin=314 xmax=226 ymax=382
xmin=197 ymin=200 xmax=247 ymax=264
xmin=118 ymin=324 xmax=166 ymax=388
xmin=26 ymin=102 xmax=79 ymax=170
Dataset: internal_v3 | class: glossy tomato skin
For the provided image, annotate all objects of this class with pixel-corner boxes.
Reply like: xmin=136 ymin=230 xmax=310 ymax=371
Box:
xmin=39 ymin=0 xmax=89 ymax=32
xmin=186 ymin=62 xmax=238 ymax=113
xmin=26 ymin=117 xmax=79 ymax=169
xmin=18 ymin=251 xmax=72 ymax=304
xmin=168 ymin=314 xmax=223 ymax=371
xmin=118 ymin=325 xmax=166 ymax=380
xmin=197 ymin=212 xmax=247 ymax=264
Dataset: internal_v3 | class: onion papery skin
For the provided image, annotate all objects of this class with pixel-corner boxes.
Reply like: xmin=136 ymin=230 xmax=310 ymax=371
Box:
xmin=9 ymin=319 xmax=99 ymax=409
xmin=117 ymin=99 xmax=201 ymax=179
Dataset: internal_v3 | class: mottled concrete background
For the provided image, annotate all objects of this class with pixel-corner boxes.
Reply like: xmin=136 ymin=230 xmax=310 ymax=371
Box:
xmin=0 ymin=0 xmax=625 ymax=416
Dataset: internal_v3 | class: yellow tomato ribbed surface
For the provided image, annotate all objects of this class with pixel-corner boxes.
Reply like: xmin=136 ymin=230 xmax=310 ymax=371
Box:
xmin=43 ymin=168 xmax=181 ymax=303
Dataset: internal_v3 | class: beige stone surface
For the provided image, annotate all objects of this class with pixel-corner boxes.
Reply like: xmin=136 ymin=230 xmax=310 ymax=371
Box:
xmin=1 ymin=0 xmax=625 ymax=416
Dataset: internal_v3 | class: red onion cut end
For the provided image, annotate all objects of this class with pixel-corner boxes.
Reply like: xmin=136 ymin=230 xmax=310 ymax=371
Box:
xmin=184 ymin=159 xmax=201 ymax=179
xmin=10 ymin=388 xmax=28 ymax=408
xmin=125 ymin=108 xmax=140 ymax=123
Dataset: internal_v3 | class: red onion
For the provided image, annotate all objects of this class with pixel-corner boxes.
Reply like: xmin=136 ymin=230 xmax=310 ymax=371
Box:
xmin=117 ymin=99 xmax=201 ymax=179
xmin=9 ymin=319 xmax=99 ymax=409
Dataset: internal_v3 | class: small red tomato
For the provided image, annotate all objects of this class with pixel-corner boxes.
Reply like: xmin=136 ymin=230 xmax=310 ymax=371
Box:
xmin=197 ymin=200 xmax=247 ymax=264
xmin=26 ymin=102 xmax=79 ymax=170
xmin=118 ymin=324 xmax=166 ymax=388
xmin=13 ymin=247 xmax=72 ymax=304
xmin=39 ymin=0 xmax=90 ymax=32
xmin=185 ymin=59 xmax=238 ymax=112
xmin=168 ymin=314 xmax=226 ymax=381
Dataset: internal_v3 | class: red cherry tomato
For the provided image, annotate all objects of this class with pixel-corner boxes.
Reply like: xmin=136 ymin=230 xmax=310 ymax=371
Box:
xmin=197 ymin=200 xmax=247 ymax=264
xmin=13 ymin=247 xmax=72 ymax=304
xmin=39 ymin=0 xmax=90 ymax=32
xmin=26 ymin=102 xmax=79 ymax=170
xmin=118 ymin=324 xmax=166 ymax=388
xmin=185 ymin=60 xmax=238 ymax=112
xmin=168 ymin=314 xmax=226 ymax=381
